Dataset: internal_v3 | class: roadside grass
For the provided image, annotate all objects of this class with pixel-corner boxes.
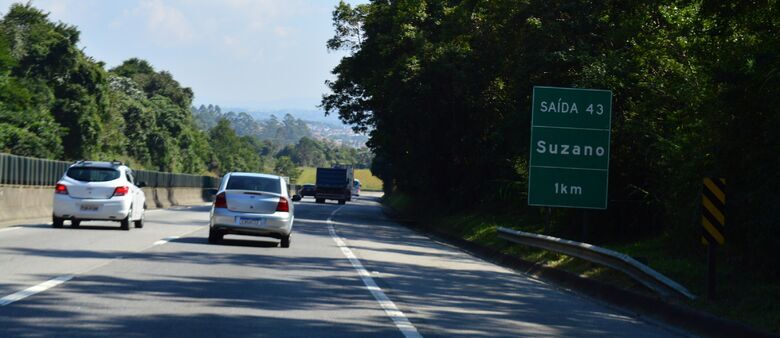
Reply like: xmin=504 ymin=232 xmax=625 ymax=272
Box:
xmin=354 ymin=169 xmax=383 ymax=191
xmin=295 ymin=167 xmax=383 ymax=191
xmin=608 ymin=237 xmax=780 ymax=331
xmin=384 ymin=194 xmax=779 ymax=334
xmin=296 ymin=167 xmax=316 ymax=185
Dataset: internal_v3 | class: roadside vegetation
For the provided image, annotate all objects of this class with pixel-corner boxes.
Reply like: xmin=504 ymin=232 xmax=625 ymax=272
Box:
xmin=296 ymin=167 xmax=383 ymax=191
xmin=353 ymin=169 xmax=383 ymax=191
xmin=386 ymin=193 xmax=780 ymax=333
xmin=325 ymin=1 xmax=780 ymax=333
xmin=0 ymin=3 xmax=371 ymax=182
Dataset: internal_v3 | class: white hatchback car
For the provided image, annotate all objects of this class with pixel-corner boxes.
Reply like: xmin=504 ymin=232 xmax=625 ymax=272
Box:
xmin=209 ymin=172 xmax=294 ymax=247
xmin=52 ymin=161 xmax=147 ymax=230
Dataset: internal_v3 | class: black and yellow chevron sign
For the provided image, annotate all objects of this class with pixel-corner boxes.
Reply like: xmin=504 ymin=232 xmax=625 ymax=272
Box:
xmin=701 ymin=177 xmax=726 ymax=245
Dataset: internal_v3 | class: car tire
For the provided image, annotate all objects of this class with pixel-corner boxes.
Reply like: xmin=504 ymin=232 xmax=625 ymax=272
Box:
xmin=208 ymin=227 xmax=223 ymax=244
xmin=53 ymin=216 xmax=64 ymax=228
xmin=280 ymin=235 xmax=290 ymax=248
xmin=71 ymin=219 xmax=81 ymax=227
xmin=316 ymin=198 xmax=324 ymax=204
xmin=120 ymin=215 xmax=130 ymax=231
xmin=338 ymin=200 xmax=346 ymax=205
xmin=134 ymin=212 xmax=144 ymax=228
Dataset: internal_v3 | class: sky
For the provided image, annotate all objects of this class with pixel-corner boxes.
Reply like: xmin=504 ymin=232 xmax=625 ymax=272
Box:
xmin=0 ymin=0 xmax=365 ymax=111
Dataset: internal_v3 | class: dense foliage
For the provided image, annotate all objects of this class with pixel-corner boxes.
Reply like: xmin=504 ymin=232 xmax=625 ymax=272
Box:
xmin=277 ymin=136 xmax=373 ymax=169
xmin=0 ymin=4 xmax=211 ymax=174
xmin=324 ymin=1 xmax=780 ymax=274
xmin=193 ymin=105 xmax=313 ymax=145
xmin=193 ymin=104 xmax=374 ymax=169
xmin=0 ymin=3 xmax=371 ymax=183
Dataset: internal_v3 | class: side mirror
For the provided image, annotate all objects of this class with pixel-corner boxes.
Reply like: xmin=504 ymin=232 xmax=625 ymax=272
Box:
xmin=137 ymin=181 xmax=147 ymax=188
xmin=292 ymin=194 xmax=302 ymax=202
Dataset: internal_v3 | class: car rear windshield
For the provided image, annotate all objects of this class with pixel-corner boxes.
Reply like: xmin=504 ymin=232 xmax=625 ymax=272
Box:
xmin=226 ymin=175 xmax=281 ymax=194
xmin=66 ymin=167 xmax=121 ymax=182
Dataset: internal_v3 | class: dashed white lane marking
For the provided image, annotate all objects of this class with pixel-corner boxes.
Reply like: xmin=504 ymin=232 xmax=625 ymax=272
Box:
xmin=327 ymin=206 xmax=423 ymax=338
xmin=0 ymin=208 xmax=205 ymax=307
xmin=0 ymin=275 xmax=73 ymax=306
xmin=1 ymin=231 xmax=193 ymax=306
xmin=153 ymin=236 xmax=180 ymax=246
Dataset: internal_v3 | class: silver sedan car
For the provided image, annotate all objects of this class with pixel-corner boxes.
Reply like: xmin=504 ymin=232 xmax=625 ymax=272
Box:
xmin=208 ymin=172 xmax=294 ymax=247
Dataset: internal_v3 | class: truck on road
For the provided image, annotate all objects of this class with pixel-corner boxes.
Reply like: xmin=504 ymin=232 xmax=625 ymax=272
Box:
xmin=314 ymin=167 xmax=354 ymax=204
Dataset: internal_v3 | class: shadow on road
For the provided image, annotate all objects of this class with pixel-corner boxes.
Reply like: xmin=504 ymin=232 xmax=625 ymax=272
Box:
xmin=0 ymin=195 xmax=670 ymax=338
xmin=318 ymin=197 xmax=670 ymax=337
xmin=18 ymin=223 xmax=128 ymax=231
xmin=157 ymin=205 xmax=212 ymax=212
xmin=0 ymin=246 xmax=398 ymax=337
xmin=67 ymin=225 xmax=127 ymax=231
xmin=171 ymin=236 xmax=279 ymax=248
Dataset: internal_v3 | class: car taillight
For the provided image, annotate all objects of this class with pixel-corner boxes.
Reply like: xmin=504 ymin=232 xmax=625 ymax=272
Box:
xmin=55 ymin=183 xmax=68 ymax=195
xmin=276 ymin=197 xmax=289 ymax=212
xmin=113 ymin=186 xmax=130 ymax=197
xmin=214 ymin=192 xmax=227 ymax=208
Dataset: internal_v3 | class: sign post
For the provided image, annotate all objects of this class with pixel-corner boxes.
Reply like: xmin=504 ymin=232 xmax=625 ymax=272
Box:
xmin=528 ymin=86 xmax=613 ymax=210
xmin=701 ymin=177 xmax=726 ymax=300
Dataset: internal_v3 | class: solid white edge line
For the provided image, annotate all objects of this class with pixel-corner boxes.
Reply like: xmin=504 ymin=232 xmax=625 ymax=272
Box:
xmin=0 ymin=227 xmax=20 ymax=233
xmin=0 ymin=275 xmax=74 ymax=306
xmin=327 ymin=206 xmax=423 ymax=338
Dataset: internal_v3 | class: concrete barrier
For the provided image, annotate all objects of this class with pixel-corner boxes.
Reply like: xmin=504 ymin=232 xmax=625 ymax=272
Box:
xmin=142 ymin=187 xmax=214 ymax=209
xmin=0 ymin=186 xmax=54 ymax=226
xmin=0 ymin=185 xmax=214 ymax=226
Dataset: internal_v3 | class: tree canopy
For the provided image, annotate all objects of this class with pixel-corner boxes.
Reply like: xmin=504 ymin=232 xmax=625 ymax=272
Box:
xmin=324 ymin=0 xmax=780 ymax=274
xmin=0 ymin=3 xmax=372 ymax=182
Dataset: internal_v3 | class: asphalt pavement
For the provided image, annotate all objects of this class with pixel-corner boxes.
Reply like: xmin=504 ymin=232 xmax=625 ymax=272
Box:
xmin=0 ymin=193 xmax=690 ymax=337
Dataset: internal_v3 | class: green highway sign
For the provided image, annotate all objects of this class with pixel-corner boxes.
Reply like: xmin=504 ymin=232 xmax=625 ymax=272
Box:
xmin=530 ymin=127 xmax=610 ymax=170
xmin=528 ymin=86 xmax=612 ymax=209
xmin=528 ymin=167 xmax=609 ymax=209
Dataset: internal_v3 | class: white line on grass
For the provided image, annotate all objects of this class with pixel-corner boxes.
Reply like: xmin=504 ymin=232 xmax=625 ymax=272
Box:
xmin=327 ymin=206 xmax=423 ymax=338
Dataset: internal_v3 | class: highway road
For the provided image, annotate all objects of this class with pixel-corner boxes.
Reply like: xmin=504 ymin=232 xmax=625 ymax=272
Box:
xmin=0 ymin=193 xmax=689 ymax=337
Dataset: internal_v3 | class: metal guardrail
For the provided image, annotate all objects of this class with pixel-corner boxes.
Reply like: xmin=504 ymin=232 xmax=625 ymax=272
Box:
xmin=0 ymin=153 xmax=218 ymax=188
xmin=497 ymin=227 xmax=696 ymax=300
xmin=132 ymin=170 xmax=219 ymax=188
xmin=0 ymin=153 xmax=70 ymax=186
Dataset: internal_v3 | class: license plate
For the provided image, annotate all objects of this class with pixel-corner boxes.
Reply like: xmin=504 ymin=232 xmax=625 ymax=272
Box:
xmin=80 ymin=204 xmax=99 ymax=211
xmin=237 ymin=217 xmax=264 ymax=226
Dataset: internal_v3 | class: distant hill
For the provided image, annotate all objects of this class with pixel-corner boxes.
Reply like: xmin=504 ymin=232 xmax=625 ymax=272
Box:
xmin=305 ymin=120 xmax=368 ymax=148
xmin=192 ymin=105 xmax=368 ymax=148
xmin=229 ymin=107 xmax=367 ymax=148
xmin=192 ymin=105 xmax=312 ymax=145
xmin=245 ymin=109 xmax=342 ymax=125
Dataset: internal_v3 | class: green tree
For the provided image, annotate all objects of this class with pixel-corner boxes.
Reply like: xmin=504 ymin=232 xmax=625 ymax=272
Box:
xmin=286 ymin=137 xmax=326 ymax=167
xmin=273 ymin=156 xmax=302 ymax=182
xmin=0 ymin=2 xmax=215 ymax=175
xmin=0 ymin=28 xmax=63 ymax=157
xmin=107 ymin=75 xmax=153 ymax=166
xmin=208 ymin=119 xmax=262 ymax=174
xmin=323 ymin=0 xmax=780 ymax=275
xmin=1 ymin=3 xmax=110 ymax=159
xmin=109 ymin=58 xmax=210 ymax=173
xmin=111 ymin=58 xmax=193 ymax=109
